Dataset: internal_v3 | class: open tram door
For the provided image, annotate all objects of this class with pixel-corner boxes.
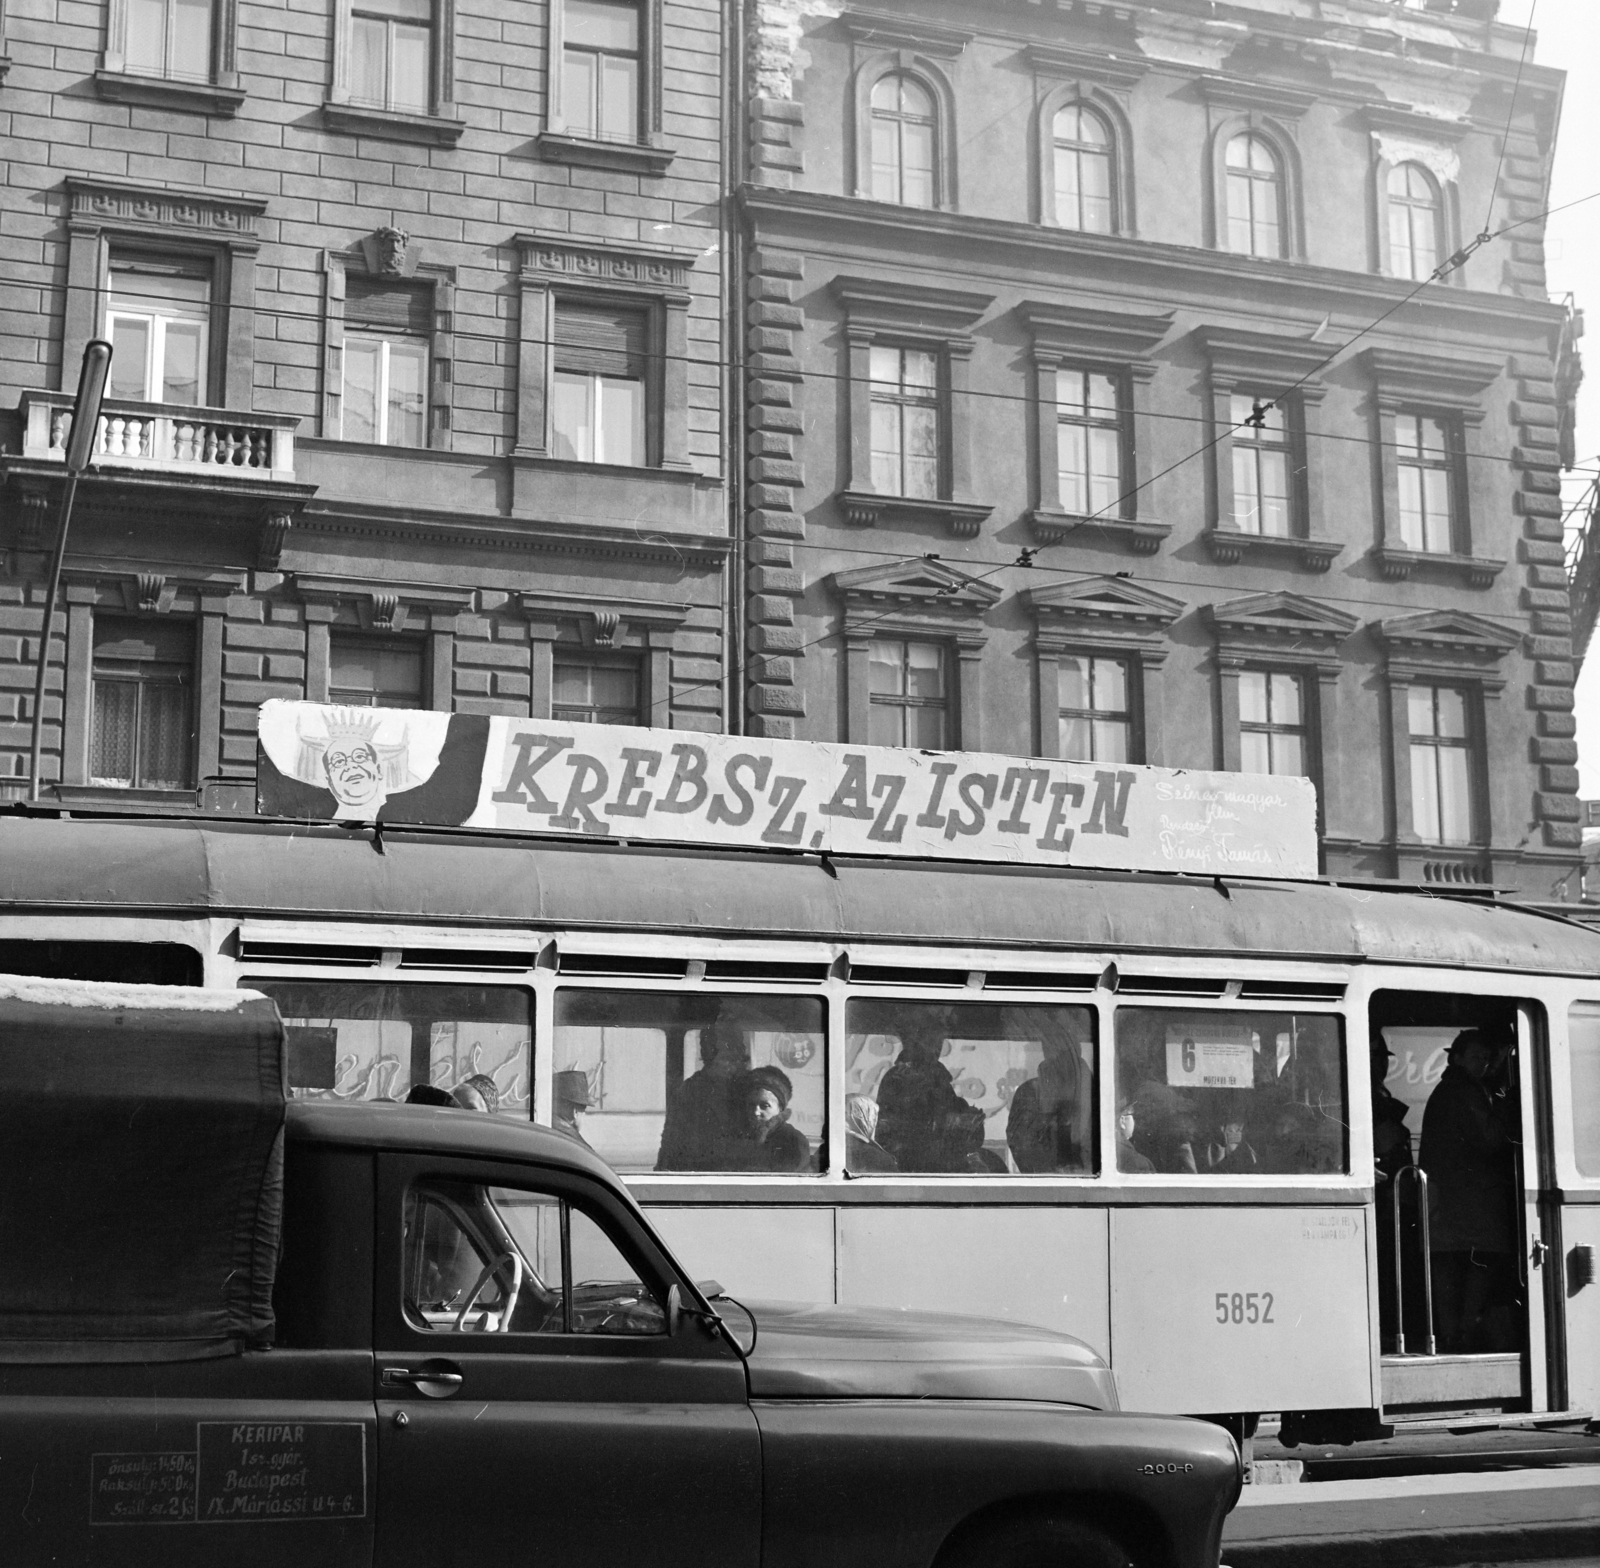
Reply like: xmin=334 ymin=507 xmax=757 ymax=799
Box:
xmin=1368 ymin=990 xmax=1562 ymax=1422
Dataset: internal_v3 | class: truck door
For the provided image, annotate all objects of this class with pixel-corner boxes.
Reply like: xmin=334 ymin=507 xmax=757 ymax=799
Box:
xmin=373 ymin=1155 xmax=760 ymax=1568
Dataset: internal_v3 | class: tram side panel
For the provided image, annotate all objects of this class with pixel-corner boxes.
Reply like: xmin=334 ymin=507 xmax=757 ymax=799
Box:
xmin=1564 ymin=1206 xmax=1600 ymax=1413
xmin=1109 ymin=1207 xmax=1374 ymax=1415
xmin=644 ymin=1205 xmax=837 ymax=1303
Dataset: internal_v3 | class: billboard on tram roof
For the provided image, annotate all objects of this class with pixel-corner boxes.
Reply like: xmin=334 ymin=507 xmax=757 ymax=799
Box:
xmin=255 ymin=700 xmax=1319 ymax=880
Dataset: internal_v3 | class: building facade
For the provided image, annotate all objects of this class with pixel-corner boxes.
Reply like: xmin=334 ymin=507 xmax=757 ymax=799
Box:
xmin=737 ymin=0 xmax=1583 ymax=893
xmin=0 ymin=0 xmax=734 ymax=811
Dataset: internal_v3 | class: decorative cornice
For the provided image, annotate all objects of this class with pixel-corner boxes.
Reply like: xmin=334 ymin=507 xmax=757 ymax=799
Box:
xmin=1359 ymin=102 xmax=1471 ymax=145
xmin=1027 ymin=511 xmax=1169 ymax=555
xmin=1204 ymin=529 xmax=1343 ymax=574
xmin=838 ymin=7 xmax=972 ymax=58
xmin=831 ymin=276 xmax=993 ymax=338
xmin=322 ymin=102 xmax=466 ymax=146
xmin=1024 ymin=576 xmax=1185 ymax=642
xmin=836 ymin=491 xmax=992 ymax=539
xmin=1194 ymin=325 xmax=1331 ymax=386
xmin=533 ymin=133 xmax=675 ymax=176
xmin=832 ymin=558 xmax=999 ymax=637
xmin=1202 ymin=591 xmax=1359 ymax=656
xmin=64 ymin=174 xmax=266 ymax=235
xmin=517 ymin=589 xmax=690 ymax=634
xmin=293 ymin=574 xmax=474 ymax=611
xmin=1197 ymin=74 xmax=1318 ymax=120
xmin=92 ymin=68 xmax=246 ymax=117
xmin=1370 ymin=608 xmax=1520 ymax=665
xmin=514 ymin=231 xmax=701 ymax=293
xmin=1026 ymin=42 xmax=1147 ymax=91
xmin=1371 ymin=546 xmax=1506 ymax=590
xmin=1362 ymin=347 xmax=1505 ymax=409
xmin=1019 ymin=301 xmax=1173 ymax=363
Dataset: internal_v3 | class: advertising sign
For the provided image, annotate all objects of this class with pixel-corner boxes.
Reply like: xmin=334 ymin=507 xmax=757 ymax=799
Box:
xmin=256 ymin=701 xmax=1319 ymax=879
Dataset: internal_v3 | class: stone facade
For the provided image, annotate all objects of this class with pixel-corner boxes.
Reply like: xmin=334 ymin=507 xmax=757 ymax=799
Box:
xmin=737 ymin=0 xmax=1582 ymax=892
xmin=0 ymin=0 xmax=731 ymax=806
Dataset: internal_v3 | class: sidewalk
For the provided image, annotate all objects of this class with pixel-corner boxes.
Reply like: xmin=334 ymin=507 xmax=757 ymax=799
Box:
xmin=1220 ymin=1463 xmax=1600 ymax=1568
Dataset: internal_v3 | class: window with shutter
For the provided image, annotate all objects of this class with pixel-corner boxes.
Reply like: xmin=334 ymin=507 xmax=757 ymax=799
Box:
xmin=342 ymin=278 xmax=431 ymax=448
xmin=551 ymin=302 xmax=648 ymax=466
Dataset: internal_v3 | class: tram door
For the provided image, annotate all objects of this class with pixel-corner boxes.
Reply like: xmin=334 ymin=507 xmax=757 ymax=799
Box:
xmin=1371 ymin=992 xmax=1555 ymax=1416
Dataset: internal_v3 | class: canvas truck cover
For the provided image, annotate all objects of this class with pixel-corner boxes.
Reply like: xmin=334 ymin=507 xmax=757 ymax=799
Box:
xmin=0 ymin=976 xmax=287 ymax=1363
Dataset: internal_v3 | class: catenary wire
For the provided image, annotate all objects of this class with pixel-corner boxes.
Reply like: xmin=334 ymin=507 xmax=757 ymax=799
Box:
xmin=1484 ymin=0 xmax=1539 ymax=236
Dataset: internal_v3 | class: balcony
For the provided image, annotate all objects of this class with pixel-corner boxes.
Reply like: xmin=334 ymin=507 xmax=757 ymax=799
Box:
xmin=18 ymin=391 xmax=298 ymax=484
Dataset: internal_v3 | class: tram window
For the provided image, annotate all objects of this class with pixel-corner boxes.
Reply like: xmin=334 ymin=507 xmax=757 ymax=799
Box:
xmin=247 ymin=979 xmax=531 ymax=1114
xmin=1114 ymin=1008 xmax=1347 ymax=1175
xmin=553 ymin=990 xmax=825 ymax=1174
xmin=1568 ymin=1004 xmax=1600 ymax=1177
xmin=844 ymin=1000 xmax=1096 ymax=1176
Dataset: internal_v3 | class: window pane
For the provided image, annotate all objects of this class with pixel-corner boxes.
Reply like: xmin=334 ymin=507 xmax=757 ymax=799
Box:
xmin=90 ymin=680 xmax=139 ymax=785
xmin=1059 ymin=715 xmax=1092 ymax=761
xmin=1226 ymin=172 xmax=1254 ymax=254
xmin=1091 ymin=656 xmax=1126 ymax=714
xmin=909 ymin=703 xmax=946 ymax=750
xmin=869 ymin=640 xmax=903 ymax=695
xmin=869 ymin=703 xmax=903 ymax=747
xmin=1115 ymin=1008 xmax=1346 ymax=1175
xmin=251 ymin=979 xmax=532 ymax=1112
xmin=1258 ymin=450 xmax=1290 ymax=536
xmin=1091 ymin=717 xmax=1129 ymax=764
xmin=1433 ymin=687 xmax=1466 ymax=739
xmin=390 ymin=21 xmax=430 ymax=112
xmin=1079 ymin=151 xmax=1112 ymax=233
xmin=902 ymin=405 xmax=939 ymax=499
xmin=161 ymin=319 xmax=204 ymax=405
xmin=126 ymin=0 xmax=168 ymax=72
xmin=1058 ymin=655 xmax=1088 ymax=712
xmin=342 ymin=336 xmax=382 ymax=444
xmin=567 ymin=0 xmax=638 ymax=50
xmin=1253 ymin=184 xmax=1281 ymax=257
xmin=137 ymin=680 xmax=192 ymax=789
xmin=1407 ymin=684 xmax=1436 ymax=738
xmin=847 ymin=999 xmax=1097 ymax=1176
xmin=905 ymin=640 xmax=943 ymax=699
xmin=870 ymin=402 xmax=902 ymax=495
xmin=1226 ymin=134 xmax=1251 ymax=169
xmin=554 ymin=990 xmax=826 ymax=1174
xmin=1087 ymin=426 xmax=1121 ymax=514
xmin=171 ymin=0 xmax=212 ymax=77
xmin=1272 ymin=731 xmax=1304 ymax=778
xmin=1398 ymin=465 xmax=1424 ymax=549
xmin=552 ymin=370 xmax=594 ymax=462
xmin=900 ymin=123 xmax=935 ymax=208
xmin=1238 ymin=670 xmax=1268 ymax=725
xmin=1422 ymin=468 xmax=1452 ymax=553
xmin=108 ymin=316 xmax=152 ymax=401
xmin=329 ymin=638 xmax=424 ymax=708
xmin=590 ymin=663 xmax=639 ymax=717
xmin=1055 ymin=370 xmax=1087 ymax=419
xmin=563 ymin=50 xmax=597 ymax=137
xmin=350 ymin=15 xmax=386 ymax=105
xmin=567 ymin=1207 xmax=662 ymax=1333
xmin=1271 ymin=673 xmax=1301 ymax=727
xmin=1232 ymin=446 xmax=1261 ymax=531
xmin=1086 ymin=374 xmax=1119 ymax=419
xmin=1239 ymin=730 xmax=1271 ymax=776
xmin=1565 ymin=1004 xmax=1600 ymax=1178
xmin=1437 ymin=746 xmax=1472 ymax=844
xmin=600 ymin=53 xmax=638 ymax=140
xmin=1411 ymin=742 xmax=1442 ymax=843
xmin=902 ymin=350 xmax=937 ymax=391
xmin=597 ymin=375 xmax=644 ymax=466
xmin=870 ymin=119 xmax=900 ymax=202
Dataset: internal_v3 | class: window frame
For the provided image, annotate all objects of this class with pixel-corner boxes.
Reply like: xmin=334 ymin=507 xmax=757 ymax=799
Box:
xmin=96 ymin=0 xmax=244 ymax=114
xmin=549 ymin=298 xmax=653 ymax=469
xmin=1207 ymin=115 xmax=1303 ymax=262
xmin=349 ymin=0 xmax=434 ymax=116
xmin=1393 ymin=410 xmax=1461 ymax=556
xmin=1235 ymin=668 xmax=1310 ymax=780
xmin=1049 ymin=101 xmax=1116 ymax=234
xmin=551 ymin=650 xmax=645 ymax=727
xmin=1404 ymin=682 xmax=1480 ymax=848
xmin=867 ymin=71 xmax=938 ymax=209
xmin=1053 ymin=366 xmax=1127 ymax=520
xmin=540 ymin=0 xmax=672 ymax=174
xmin=852 ymin=57 xmax=956 ymax=212
xmin=341 ymin=330 xmax=431 ymax=449
xmin=327 ymin=632 xmax=429 ymax=710
xmin=104 ymin=254 xmax=216 ymax=408
xmin=867 ymin=342 xmax=944 ymax=501
xmin=1227 ymin=393 xmax=1297 ymax=538
xmin=326 ymin=0 xmax=462 ymax=143
xmin=1056 ymin=651 xmax=1134 ymax=766
xmin=88 ymin=612 xmax=199 ymax=792
xmin=867 ymin=636 xmax=950 ymax=750
xmin=1386 ymin=161 xmax=1444 ymax=283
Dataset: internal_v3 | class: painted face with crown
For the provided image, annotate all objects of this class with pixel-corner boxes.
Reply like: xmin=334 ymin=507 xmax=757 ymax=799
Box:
xmin=324 ymin=738 xmax=384 ymax=809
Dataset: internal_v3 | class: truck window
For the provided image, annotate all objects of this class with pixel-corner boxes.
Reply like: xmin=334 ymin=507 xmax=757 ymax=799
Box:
xmin=1569 ymin=1003 xmax=1600 ymax=1178
xmin=403 ymin=1178 xmax=664 ymax=1336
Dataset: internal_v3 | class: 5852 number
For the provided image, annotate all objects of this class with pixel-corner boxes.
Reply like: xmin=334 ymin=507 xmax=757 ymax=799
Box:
xmin=1215 ymin=1291 xmax=1274 ymax=1325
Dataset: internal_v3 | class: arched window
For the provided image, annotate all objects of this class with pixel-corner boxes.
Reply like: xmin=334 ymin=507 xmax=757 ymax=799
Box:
xmin=1224 ymin=132 xmax=1284 ymax=258
xmin=1053 ymin=104 xmax=1113 ymax=233
xmin=870 ymin=73 xmax=936 ymax=208
xmin=1388 ymin=162 xmax=1441 ymax=281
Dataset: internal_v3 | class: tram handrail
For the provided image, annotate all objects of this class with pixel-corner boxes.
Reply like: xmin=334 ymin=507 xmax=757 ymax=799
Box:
xmin=1391 ymin=1165 xmax=1436 ymax=1357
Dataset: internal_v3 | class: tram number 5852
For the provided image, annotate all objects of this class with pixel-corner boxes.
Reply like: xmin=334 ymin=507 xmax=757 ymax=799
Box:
xmin=1214 ymin=1291 xmax=1274 ymax=1325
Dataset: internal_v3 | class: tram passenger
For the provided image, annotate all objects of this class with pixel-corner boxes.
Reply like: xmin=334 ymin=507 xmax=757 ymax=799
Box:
xmin=1371 ymin=1042 xmax=1414 ymax=1344
xmin=844 ymin=1094 xmax=898 ymax=1172
xmin=1204 ymin=1110 xmax=1258 ymax=1173
xmin=452 ymin=1073 xmax=499 ymax=1113
xmin=654 ymin=1024 xmax=750 ymax=1171
xmin=1128 ymin=1083 xmax=1199 ymax=1173
xmin=1006 ymin=1035 xmax=1090 ymax=1173
xmin=1115 ymin=1099 xmax=1155 ymax=1173
xmin=876 ymin=1022 xmax=985 ymax=1173
xmin=1419 ymin=1029 xmax=1520 ymax=1353
xmin=552 ymin=1069 xmax=593 ymax=1150
xmin=733 ymin=1066 xmax=812 ymax=1173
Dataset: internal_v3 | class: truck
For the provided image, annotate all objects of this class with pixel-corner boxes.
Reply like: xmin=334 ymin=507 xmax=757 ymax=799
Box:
xmin=0 ymin=974 xmax=1242 ymax=1568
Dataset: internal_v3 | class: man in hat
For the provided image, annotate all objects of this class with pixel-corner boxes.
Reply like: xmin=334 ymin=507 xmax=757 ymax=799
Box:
xmin=552 ymin=1069 xmax=593 ymax=1150
xmin=1371 ymin=1040 xmax=1414 ymax=1344
xmin=1419 ymin=1028 xmax=1519 ymax=1353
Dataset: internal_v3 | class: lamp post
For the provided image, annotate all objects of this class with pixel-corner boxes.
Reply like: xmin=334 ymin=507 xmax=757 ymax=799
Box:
xmin=28 ymin=340 xmax=113 ymax=803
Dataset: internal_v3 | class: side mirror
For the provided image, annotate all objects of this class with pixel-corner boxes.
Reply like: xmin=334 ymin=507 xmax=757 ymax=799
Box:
xmin=666 ymin=1282 xmax=685 ymax=1338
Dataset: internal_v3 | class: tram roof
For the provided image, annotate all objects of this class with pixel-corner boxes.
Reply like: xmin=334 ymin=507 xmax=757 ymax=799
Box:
xmin=3 ymin=813 xmax=1598 ymax=977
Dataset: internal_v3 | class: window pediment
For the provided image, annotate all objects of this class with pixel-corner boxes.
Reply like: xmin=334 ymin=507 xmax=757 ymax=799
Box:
xmin=1019 ymin=301 xmax=1171 ymax=365
xmin=1362 ymin=347 xmax=1502 ymax=413
xmin=831 ymin=558 xmax=999 ymax=639
xmin=1198 ymin=74 xmax=1316 ymax=121
xmin=831 ymin=276 xmax=992 ymax=342
xmin=1370 ymin=608 xmax=1518 ymax=671
xmin=1024 ymin=575 xmax=1183 ymax=657
xmin=515 ymin=232 xmax=699 ymax=297
xmin=294 ymin=574 xmax=472 ymax=634
xmin=66 ymin=175 xmax=265 ymax=241
xmin=1195 ymin=325 xmax=1329 ymax=391
xmin=518 ymin=589 xmax=688 ymax=647
xmin=1028 ymin=42 xmax=1147 ymax=92
xmin=1202 ymin=591 xmax=1358 ymax=662
xmin=839 ymin=7 xmax=972 ymax=58
xmin=1361 ymin=103 xmax=1470 ymax=145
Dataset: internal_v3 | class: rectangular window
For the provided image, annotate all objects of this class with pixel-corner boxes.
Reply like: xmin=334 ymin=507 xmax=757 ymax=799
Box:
xmin=126 ymin=0 xmax=213 ymax=79
xmin=1238 ymin=670 xmax=1307 ymax=778
xmin=343 ymin=278 xmax=430 ymax=447
xmin=1058 ymin=654 xmax=1129 ymax=764
xmin=106 ymin=257 xmax=212 ymax=406
xmin=1056 ymin=369 xmax=1123 ymax=517
xmin=90 ymin=615 xmax=195 ymax=790
xmin=1230 ymin=394 xmax=1292 ymax=536
xmin=563 ymin=0 xmax=641 ymax=142
xmin=869 ymin=638 xmax=946 ymax=749
xmin=1566 ymin=1003 xmax=1600 ymax=1178
xmin=552 ymin=656 xmax=641 ymax=726
xmin=551 ymin=303 xmax=647 ymax=467
xmin=1408 ymin=684 xmax=1474 ymax=846
xmin=350 ymin=0 xmax=432 ymax=114
xmin=553 ymin=990 xmax=826 ymax=1174
xmin=1396 ymin=414 xmax=1456 ymax=554
xmin=1114 ymin=1007 xmax=1347 ymax=1175
xmin=329 ymin=635 xmax=426 ymax=709
xmin=845 ymin=998 xmax=1097 ymax=1175
xmin=249 ymin=979 xmax=531 ymax=1113
xmin=869 ymin=345 xmax=940 ymax=500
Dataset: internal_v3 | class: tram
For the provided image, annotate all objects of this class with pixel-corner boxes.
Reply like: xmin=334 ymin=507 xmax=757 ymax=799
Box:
xmin=3 ymin=801 xmax=1596 ymax=1443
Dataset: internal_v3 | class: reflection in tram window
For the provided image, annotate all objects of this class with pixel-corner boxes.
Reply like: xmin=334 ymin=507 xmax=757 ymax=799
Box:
xmin=1569 ymin=1005 xmax=1600 ymax=1178
xmin=1113 ymin=1008 xmax=1346 ymax=1175
xmin=552 ymin=990 xmax=825 ymax=1174
xmin=249 ymin=980 xmax=531 ymax=1114
xmin=845 ymin=1000 xmax=1096 ymax=1175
